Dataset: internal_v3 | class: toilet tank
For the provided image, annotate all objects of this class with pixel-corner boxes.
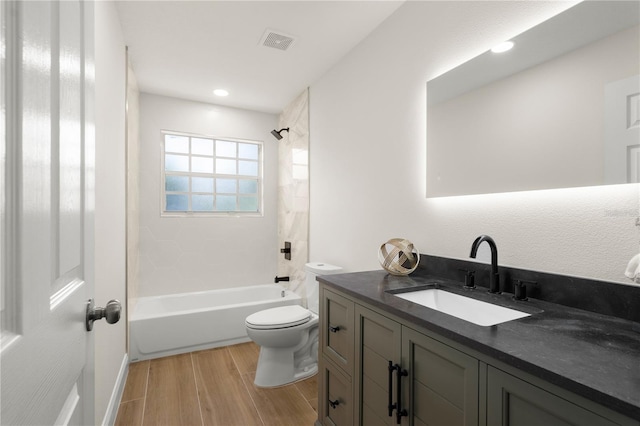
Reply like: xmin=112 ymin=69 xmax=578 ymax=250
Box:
xmin=305 ymin=262 xmax=342 ymax=314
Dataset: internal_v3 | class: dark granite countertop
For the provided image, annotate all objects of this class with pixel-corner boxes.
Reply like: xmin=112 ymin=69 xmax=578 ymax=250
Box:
xmin=318 ymin=270 xmax=640 ymax=421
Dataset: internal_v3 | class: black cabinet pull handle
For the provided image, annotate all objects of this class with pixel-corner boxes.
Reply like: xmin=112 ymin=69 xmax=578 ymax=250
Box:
xmin=395 ymin=363 xmax=408 ymax=424
xmin=329 ymin=325 xmax=340 ymax=333
xmin=328 ymin=399 xmax=340 ymax=409
xmin=388 ymin=361 xmax=397 ymax=417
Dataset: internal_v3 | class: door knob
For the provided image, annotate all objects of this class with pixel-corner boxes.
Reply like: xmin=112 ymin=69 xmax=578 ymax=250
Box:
xmin=86 ymin=299 xmax=121 ymax=331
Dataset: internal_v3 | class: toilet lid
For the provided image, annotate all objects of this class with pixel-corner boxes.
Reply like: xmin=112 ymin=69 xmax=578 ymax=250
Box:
xmin=246 ymin=305 xmax=311 ymax=329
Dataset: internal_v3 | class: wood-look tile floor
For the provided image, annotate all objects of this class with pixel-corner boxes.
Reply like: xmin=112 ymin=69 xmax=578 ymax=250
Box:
xmin=115 ymin=342 xmax=318 ymax=426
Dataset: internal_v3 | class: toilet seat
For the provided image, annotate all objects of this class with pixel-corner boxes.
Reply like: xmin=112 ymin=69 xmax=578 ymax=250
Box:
xmin=246 ymin=305 xmax=311 ymax=330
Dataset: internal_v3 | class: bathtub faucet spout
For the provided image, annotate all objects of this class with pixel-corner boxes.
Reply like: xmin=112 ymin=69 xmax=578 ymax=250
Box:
xmin=275 ymin=276 xmax=290 ymax=283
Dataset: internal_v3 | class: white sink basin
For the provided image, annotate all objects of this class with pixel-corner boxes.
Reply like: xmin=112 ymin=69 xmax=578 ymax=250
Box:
xmin=394 ymin=289 xmax=530 ymax=326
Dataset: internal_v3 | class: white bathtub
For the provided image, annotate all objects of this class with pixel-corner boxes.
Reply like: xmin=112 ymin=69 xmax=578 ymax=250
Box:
xmin=129 ymin=284 xmax=301 ymax=361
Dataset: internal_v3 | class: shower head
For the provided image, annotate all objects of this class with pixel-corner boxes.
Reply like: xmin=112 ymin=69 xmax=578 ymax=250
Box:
xmin=271 ymin=128 xmax=289 ymax=140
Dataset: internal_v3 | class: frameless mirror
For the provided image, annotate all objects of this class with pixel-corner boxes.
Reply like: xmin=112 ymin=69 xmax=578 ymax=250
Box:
xmin=426 ymin=1 xmax=640 ymax=198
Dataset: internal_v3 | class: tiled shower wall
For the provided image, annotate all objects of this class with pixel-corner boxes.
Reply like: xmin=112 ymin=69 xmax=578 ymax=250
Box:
xmin=277 ymin=89 xmax=310 ymax=303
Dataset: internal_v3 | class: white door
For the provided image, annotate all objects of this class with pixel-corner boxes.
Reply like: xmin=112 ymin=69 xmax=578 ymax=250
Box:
xmin=604 ymin=75 xmax=640 ymax=184
xmin=1 ymin=1 xmax=97 ymax=425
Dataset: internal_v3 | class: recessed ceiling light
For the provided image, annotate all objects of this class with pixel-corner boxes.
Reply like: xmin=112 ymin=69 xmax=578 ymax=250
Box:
xmin=213 ymin=89 xmax=229 ymax=97
xmin=491 ymin=41 xmax=514 ymax=53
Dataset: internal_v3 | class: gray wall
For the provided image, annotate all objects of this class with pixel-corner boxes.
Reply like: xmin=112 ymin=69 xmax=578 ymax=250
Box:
xmin=309 ymin=1 xmax=639 ymax=285
xmin=137 ymin=93 xmax=279 ymax=298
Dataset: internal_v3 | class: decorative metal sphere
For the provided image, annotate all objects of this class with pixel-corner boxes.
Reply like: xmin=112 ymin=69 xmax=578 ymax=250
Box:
xmin=378 ymin=238 xmax=420 ymax=276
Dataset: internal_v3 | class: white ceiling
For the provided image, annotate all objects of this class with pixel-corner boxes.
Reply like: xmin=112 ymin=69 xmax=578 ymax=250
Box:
xmin=115 ymin=1 xmax=405 ymax=114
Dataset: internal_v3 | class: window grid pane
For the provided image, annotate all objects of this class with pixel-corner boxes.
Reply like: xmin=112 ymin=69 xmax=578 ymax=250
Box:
xmin=165 ymin=154 xmax=189 ymax=172
xmin=238 ymin=143 xmax=259 ymax=160
xmin=192 ymin=156 xmax=214 ymax=173
xmin=238 ymin=160 xmax=258 ymax=176
xmin=165 ymin=175 xmax=189 ymax=192
xmin=238 ymin=196 xmax=259 ymax=212
xmin=239 ymin=179 xmax=258 ymax=194
xmin=192 ymin=177 xmax=214 ymax=193
xmin=192 ymin=194 xmax=214 ymax=211
xmin=216 ymin=140 xmax=237 ymax=158
xmin=166 ymin=194 xmax=189 ymax=211
xmin=216 ymin=195 xmax=237 ymax=211
xmin=165 ymin=134 xmax=189 ymax=153
xmin=216 ymin=158 xmax=236 ymax=175
xmin=192 ymin=138 xmax=214 ymax=156
xmin=162 ymin=132 xmax=262 ymax=214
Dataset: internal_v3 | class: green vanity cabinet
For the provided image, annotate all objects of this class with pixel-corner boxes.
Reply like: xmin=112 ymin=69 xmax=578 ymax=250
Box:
xmin=354 ymin=305 xmax=479 ymax=426
xmin=487 ymin=366 xmax=624 ymax=426
xmin=319 ymin=288 xmax=356 ymax=426
xmin=401 ymin=326 xmax=479 ymax=426
xmin=355 ymin=305 xmax=402 ymax=426
xmin=317 ymin=284 xmax=638 ymax=426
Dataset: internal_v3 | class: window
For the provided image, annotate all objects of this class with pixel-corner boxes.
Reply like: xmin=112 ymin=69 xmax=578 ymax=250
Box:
xmin=162 ymin=132 xmax=262 ymax=215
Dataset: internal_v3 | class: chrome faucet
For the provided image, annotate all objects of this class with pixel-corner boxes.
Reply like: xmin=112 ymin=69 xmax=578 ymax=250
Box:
xmin=469 ymin=235 xmax=501 ymax=294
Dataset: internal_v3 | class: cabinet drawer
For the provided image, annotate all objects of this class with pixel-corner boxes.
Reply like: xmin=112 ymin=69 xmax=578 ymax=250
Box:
xmin=322 ymin=289 xmax=354 ymax=372
xmin=322 ymin=358 xmax=353 ymax=426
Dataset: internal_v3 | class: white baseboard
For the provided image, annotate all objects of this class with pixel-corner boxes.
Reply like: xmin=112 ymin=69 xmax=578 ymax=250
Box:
xmin=102 ymin=353 xmax=129 ymax=426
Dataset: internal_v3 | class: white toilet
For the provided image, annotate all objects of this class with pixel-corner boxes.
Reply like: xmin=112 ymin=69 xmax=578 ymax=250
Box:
xmin=245 ymin=262 xmax=342 ymax=387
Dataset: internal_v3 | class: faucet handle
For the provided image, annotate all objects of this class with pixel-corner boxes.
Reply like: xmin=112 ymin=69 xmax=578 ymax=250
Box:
xmin=458 ymin=269 xmax=476 ymax=289
xmin=513 ymin=279 xmax=536 ymax=301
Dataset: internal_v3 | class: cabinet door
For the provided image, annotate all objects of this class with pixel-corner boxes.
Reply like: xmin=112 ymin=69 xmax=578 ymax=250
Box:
xmin=321 ymin=358 xmax=353 ymax=426
xmin=322 ymin=288 xmax=355 ymax=373
xmin=402 ymin=327 xmax=479 ymax=426
xmin=487 ymin=366 xmax=619 ymax=426
xmin=355 ymin=305 xmax=402 ymax=426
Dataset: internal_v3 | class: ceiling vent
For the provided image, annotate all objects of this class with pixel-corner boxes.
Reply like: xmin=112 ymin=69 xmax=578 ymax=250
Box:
xmin=259 ymin=29 xmax=296 ymax=51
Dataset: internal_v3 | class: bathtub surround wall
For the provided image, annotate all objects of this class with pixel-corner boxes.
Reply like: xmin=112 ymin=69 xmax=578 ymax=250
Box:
xmin=277 ymin=89 xmax=311 ymax=301
xmin=309 ymin=1 xmax=639 ymax=285
xmin=138 ymin=94 xmax=279 ymax=298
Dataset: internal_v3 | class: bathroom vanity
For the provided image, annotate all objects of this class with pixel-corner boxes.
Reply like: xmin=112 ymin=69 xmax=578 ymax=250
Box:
xmin=315 ymin=257 xmax=640 ymax=426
